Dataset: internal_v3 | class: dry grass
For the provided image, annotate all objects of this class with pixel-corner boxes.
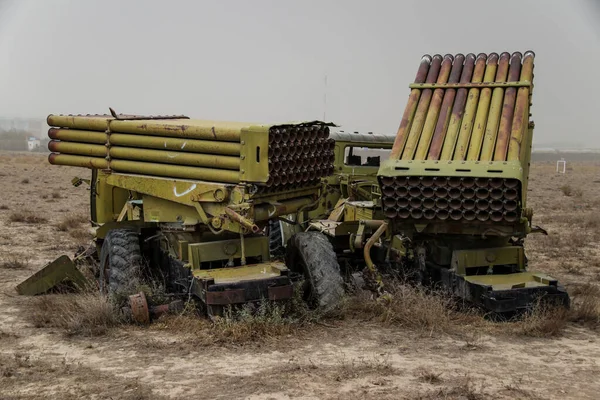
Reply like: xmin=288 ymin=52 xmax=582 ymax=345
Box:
xmin=8 ymin=210 xmax=48 ymax=224
xmin=0 ymin=256 xmax=30 ymax=270
xmin=51 ymin=190 xmax=62 ymax=199
xmin=343 ymin=281 xmax=478 ymax=335
xmin=0 ymin=204 xmax=8 ymax=210
xmin=55 ymin=213 xmax=88 ymax=232
xmin=20 ymin=178 xmax=29 ymax=184
xmin=415 ymin=367 xmax=443 ymax=384
xmin=28 ymin=293 xmax=121 ymax=337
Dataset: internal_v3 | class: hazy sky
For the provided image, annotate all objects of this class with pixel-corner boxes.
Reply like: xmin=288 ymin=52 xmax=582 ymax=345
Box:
xmin=0 ymin=0 xmax=599 ymax=146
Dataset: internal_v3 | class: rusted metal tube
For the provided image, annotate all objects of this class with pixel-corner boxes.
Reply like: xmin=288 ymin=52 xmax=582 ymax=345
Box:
xmin=475 ymin=178 xmax=488 ymax=188
xmin=48 ymin=128 xmax=106 ymax=144
xmin=423 ymin=209 xmax=436 ymax=220
xmin=475 ymin=188 xmax=489 ymax=199
xmin=463 ymin=188 xmax=476 ymax=199
xmin=384 ymin=198 xmax=397 ymax=208
xmin=109 ymin=147 xmax=240 ymax=170
xmin=382 ymin=186 xmax=396 ymax=197
xmin=463 ymin=209 xmax=476 ymax=221
xmin=476 ymin=210 xmax=490 ymax=221
xmin=421 ymin=176 xmax=435 ymax=187
xmin=435 ymin=198 xmax=449 ymax=209
xmin=490 ymin=211 xmax=503 ymax=222
xmin=504 ymin=179 xmax=519 ymax=189
xmin=409 ymin=197 xmax=423 ymax=208
xmin=480 ymin=52 xmax=510 ymax=161
xmin=421 ymin=186 xmax=435 ymax=198
xmin=467 ymin=53 xmax=499 ymax=160
xmin=435 ymin=187 xmax=448 ymax=198
xmin=463 ymin=199 xmax=476 ymax=210
xmin=462 ymin=177 xmax=475 ymax=188
xmin=448 ymin=177 xmax=461 ymax=188
xmin=489 ymin=178 xmax=503 ymax=189
xmin=396 ymin=176 xmax=409 ymax=186
xmin=428 ymin=54 xmax=464 ymax=160
xmin=408 ymin=176 xmax=421 ymax=186
xmin=397 ymin=198 xmax=410 ymax=208
xmin=436 ymin=209 xmax=450 ymax=220
xmin=384 ymin=208 xmax=398 ymax=219
xmin=449 ymin=198 xmax=462 ymax=210
xmin=423 ymin=198 xmax=435 ymax=209
xmin=490 ymin=188 xmax=503 ymax=200
xmin=507 ymin=51 xmax=535 ymax=161
xmin=381 ymin=176 xmax=395 ymax=186
xmin=476 ymin=199 xmax=489 ymax=210
xmin=224 ymin=208 xmax=260 ymax=233
xmin=504 ymin=211 xmax=518 ymax=222
xmin=410 ymin=209 xmax=423 ymax=219
xmin=408 ymin=186 xmax=421 ymax=197
xmin=390 ymin=55 xmax=432 ymax=159
xmin=441 ymin=53 xmax=475 ymax=160
xmin=449 ymin=188 xmax=461 ymax=199
xmin=453 ymin=53 xmax=487 ymax=160
xmin=416 ymin=54 xmax=454 ymax=160
xmin=494 ymin=52 xmax=522 ymax=161
xmin=48 ymin=153 xmax=108 ymax=169
xmin=504 ymin=188 xmax=518 ymax=200
xmin=450 ymin=209 xmax=462 ymax=220
xmin=48 ymin=140 xmax=107 ymax=157
xmin=364 ymin=222 xmax=388 ymax=271
xmin=434 ymin=177 xmax=448 ymax=187
xmin=504 ymin=200 xmax=518 ymax=211
xmin=402 ymin=55 xmax=443 ymax=160
xmin=398 ymin=208 xmax=410 ymax=219
xmin=490 ymin=200 xmax=504 ymax=211
xmin=396 ymin=187 xmax=409 ymax=197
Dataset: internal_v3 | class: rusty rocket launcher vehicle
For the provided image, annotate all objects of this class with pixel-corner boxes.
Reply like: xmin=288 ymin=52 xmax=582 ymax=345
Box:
xmin=377 ymin=51 xmax=569 ymax=312
xmin=26 ymin=109 xmax=344 ymax=319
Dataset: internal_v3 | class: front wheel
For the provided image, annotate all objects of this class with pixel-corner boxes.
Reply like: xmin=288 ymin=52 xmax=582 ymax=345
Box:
xmin=286 ymin=232 xmax=344 ymax=312
xmin=98 ymin=229 xmax=143 ymax=300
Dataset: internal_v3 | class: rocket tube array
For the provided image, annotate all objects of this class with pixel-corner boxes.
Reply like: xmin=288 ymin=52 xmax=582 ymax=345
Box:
xmin=389 ymin=51 xmax=534 ymax=162
xmin=380 ymin=176 xmax=522 ymax=223
xmin=47 ymin=115 xmax=334 ymax=190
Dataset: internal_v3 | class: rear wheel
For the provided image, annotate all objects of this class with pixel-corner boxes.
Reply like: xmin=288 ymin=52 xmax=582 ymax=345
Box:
xmin=99 ymin=229 xmax=142 ymax=300
xmin=286 ymin=232 xmax=344 ymax=312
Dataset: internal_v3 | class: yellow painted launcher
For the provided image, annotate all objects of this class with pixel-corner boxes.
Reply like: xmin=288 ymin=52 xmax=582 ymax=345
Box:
xmin=379 ymin=52 xmax=536 ymax=230
xmin=46 ymin=110 xmax=335 ymax=194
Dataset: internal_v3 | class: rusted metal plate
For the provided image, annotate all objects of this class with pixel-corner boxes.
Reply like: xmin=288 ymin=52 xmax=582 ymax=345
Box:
xmin=268 ymin=284 xmax=293 ymax=301
xmin=129 ymin=292 xmax=150 ymax=324
xmin=205 ymin=289 xmax=246 ymax=305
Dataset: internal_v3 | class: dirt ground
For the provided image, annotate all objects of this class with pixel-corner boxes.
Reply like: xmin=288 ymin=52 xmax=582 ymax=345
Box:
xmin=1 ymin=152 xmax=599 ymax=399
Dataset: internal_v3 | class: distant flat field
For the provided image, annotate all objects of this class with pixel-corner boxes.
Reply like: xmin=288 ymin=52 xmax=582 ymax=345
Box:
xmin=1 ymin=151 xmax=599 ymax=400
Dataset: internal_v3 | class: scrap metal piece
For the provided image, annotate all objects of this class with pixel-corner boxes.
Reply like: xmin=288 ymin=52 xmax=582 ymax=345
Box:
xmin=16 ymin=255 xmax=89 ymax=296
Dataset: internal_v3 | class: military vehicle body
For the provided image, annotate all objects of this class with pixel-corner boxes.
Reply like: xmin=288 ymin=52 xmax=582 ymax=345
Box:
xmin=43 ymin=111 xmax=344 ymax=316
xmin=377 ymin=51 xmax=569 ymax=312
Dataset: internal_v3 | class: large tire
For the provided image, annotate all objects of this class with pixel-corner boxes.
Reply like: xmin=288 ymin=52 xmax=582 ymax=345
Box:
xmin=269 ymin=220 xmax=285 ymax=260
xmin=286 ymin=232 xmax=344 ymax=312
xmin=99 ymin=229 xmax=142 ymax=297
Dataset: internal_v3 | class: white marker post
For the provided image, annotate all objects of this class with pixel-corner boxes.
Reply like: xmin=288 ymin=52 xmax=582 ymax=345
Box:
xmin=556 ymin=158 xmax=566 ymax=174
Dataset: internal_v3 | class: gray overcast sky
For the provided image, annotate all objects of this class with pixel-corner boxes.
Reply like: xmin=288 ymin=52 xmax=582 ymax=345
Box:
xmin=0 ymin=0 xmax=599 ymax=146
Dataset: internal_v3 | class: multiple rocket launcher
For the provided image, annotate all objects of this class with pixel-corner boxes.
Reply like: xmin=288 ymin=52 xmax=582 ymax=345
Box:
xmin=46 ymin=114 xmax=335 ymax=193
xmin=380 ymin=51 xmax=535 ymax=225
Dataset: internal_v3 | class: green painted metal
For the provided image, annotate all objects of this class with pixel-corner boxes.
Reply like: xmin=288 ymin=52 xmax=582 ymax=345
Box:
xmin=15 ymin=255 xmax=89 ymax=295
xmin=109 ymin=147 xmax=240 ymax=170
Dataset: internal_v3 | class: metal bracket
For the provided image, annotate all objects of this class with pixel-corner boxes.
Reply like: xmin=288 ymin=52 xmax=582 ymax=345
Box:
xmin=409 ymin=81 xmax=532 ymax=90
xmin=108 ymin=107 xmax=189 ymax=121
